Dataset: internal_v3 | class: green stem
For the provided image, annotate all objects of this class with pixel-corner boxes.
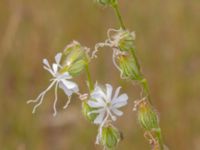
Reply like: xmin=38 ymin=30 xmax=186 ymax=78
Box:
xmin=139 ymin=78 xmax=152 ymax=104
xmin=85 ymin=64 xmax=94 ymax=92
xmin=155 ymin=128 xmax=164 ymax=150
xmin=130 ymin=48 xmax=152 ymax=104
xmin=111 ymin=3 xmax=126 ymax=30
xmin=110 ymin=1 xmax=165 ymax=149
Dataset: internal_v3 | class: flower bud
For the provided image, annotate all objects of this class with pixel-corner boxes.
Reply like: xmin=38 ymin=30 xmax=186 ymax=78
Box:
xmin=101 ymin=125 xmax=120 ymax=149
xmin=115 ymin=30 xmax=136 ymax=52
xmin=96 ymin=0 xmax=117 ymax=6
xmin=137 ymin=101 xmax=159 ymax=131
xmin=59 ymin=41 xmax=89 ymax=77
xmin=82 ymin=101 xmax=97 ymax=123
xmin=117 ymin=54 xmax=142 ymax=80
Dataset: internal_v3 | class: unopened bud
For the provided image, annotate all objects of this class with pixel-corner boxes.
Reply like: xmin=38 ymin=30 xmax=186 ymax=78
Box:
xmin=101 ymin=125 xmax=120 ymax=149
xmin=60 ymin=41 xmax=89 ymax=77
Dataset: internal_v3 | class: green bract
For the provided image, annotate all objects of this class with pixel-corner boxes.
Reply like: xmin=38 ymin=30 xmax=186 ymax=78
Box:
xmin=82 ymin=101 xmax=97 ymax=123
xmin=59 ymin=41 xmax=89 ymax=77
xmin=137 ymin=101 xmax=159 ymax=131
xmin=101 ymin=125 xmax=120 ymax=149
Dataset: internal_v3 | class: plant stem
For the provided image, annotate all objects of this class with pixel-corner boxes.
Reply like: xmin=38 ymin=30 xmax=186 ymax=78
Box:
xmin=85 ymin=64 xmax=94 ymax=92
xmin=155 ymin=128 xmax=164 ymax=150
xmin=111 ymin=3 xmax=152 ymax=104
xmin=139 ymin=78 xmax=152 ymax=104
xmin=111 ymin=1 xmax=165 ymax=149
xmin=111 ymin=3 xmax=126 ymax=30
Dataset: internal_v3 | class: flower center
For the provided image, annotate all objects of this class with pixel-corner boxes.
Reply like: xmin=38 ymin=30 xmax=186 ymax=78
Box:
xmin=106 ymin=101 xmax=111 ymax=107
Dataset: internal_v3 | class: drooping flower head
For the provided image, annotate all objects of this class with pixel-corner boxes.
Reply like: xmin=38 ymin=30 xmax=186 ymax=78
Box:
xmin=28 ymin=41 xmax=89 ymax=116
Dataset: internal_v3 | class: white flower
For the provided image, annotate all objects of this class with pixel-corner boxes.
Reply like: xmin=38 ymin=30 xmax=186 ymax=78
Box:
xmin=27 ymin=53 xmax=79 ymax=116
xmin=87 ymin=83 xmax=128 ymax=125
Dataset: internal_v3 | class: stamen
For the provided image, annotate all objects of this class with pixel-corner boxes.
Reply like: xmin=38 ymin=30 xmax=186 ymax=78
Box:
xmin=53 ymin=82 xmax=59 ymax=116
xmin=63 ymin=96 xmax=72 ymax=109
xmin=27 ymin=80 xmax=56 ymax=105
xmin=27 ymin=80 xmax=57 ymax=114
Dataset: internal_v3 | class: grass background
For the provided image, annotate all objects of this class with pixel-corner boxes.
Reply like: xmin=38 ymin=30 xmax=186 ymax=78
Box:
xmin=0 ymin=0 xmax=199 ymax=149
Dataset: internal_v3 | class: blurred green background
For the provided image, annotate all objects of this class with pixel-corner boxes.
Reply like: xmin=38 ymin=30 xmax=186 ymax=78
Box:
xmin=0 ymin=0 xmax=199 ymax=149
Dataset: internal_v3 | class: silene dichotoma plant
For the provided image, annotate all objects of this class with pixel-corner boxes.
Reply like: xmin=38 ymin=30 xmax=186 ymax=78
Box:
xmin=28 ymin=1 xmax=167 ymax=150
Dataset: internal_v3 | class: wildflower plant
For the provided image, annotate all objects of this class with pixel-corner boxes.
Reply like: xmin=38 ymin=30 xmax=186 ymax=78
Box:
xmin=28 ymin=0 xmax=167 ymax=150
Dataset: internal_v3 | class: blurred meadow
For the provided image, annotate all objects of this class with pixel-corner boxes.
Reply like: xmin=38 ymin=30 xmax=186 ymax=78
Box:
xmin=0 ymin=0 xmax=200 ymax=149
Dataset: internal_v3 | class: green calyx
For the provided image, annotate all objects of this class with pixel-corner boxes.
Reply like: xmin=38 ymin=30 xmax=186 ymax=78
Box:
xmin=59 ymin=41 xmax=89 ymax=77
xmin=101 ymin=125 xmax=120 ymax=149
xmin=137 ymin=101 xmax=159 ymax=131
xmin=117 ymin=30 xmax=135 ymax=52
xmin=82 ymin=101 xmax=97 ymax=123
xmin=118 ymin=54 xmax=142 ymax=80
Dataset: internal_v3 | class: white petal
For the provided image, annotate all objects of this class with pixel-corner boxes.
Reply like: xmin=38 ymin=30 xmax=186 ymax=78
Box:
xmin=88 ymin=100 xmax=104 ymax=108
xmin=91 ymin=84 xmax=106 ymax=99
xmin=52 ymin=64 xmax=58 ymax=73
xmin=94 ymin=111 xmax=106 ymax=124
xmin=55 ymin=53 xmax=62 ymax=64
xmin=111 ymin=108 xmax=123 ymax=116
xmin=113 ymin=86 xmax=121 ymax=100
xmin=106 ymin=84 xmax=113 ymax=102
xmin=112 ymin=93 xmax=128 ymax=105
xmin=58 ymin=72 xmax=72 ymax=79
xmin=59 ymin=82 xmax=73 ymax=96
xmin=112 ymin=101 xmax=127 ymax=108
xmin=43 ymin=59 xmax=50 ymax=67
xmin=61 ymin=79 xmax=79 ymax=92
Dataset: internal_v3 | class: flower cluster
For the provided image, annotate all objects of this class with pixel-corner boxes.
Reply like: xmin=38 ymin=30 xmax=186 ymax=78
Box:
xmin=28 ymin=40 xmax=128 ymax=149
xmin=83 ymin=83 xmax=128 ymax=147
xmin=28 ymin=0 xmax=166 ymax=149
